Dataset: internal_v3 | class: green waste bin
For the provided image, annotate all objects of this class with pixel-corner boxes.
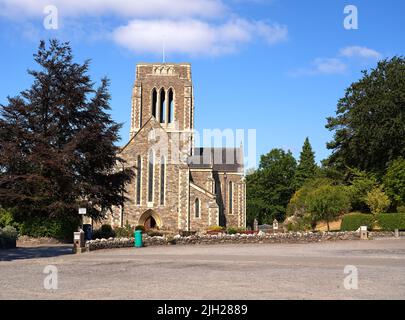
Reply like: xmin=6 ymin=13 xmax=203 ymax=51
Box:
xmin=134 ymin=230 xmax=143 ymax=248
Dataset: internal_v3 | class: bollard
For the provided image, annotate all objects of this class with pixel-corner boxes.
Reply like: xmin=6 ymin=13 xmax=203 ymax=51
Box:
xmin=360 ymin=226 xmax=368 ymax=240
xmin=395 ymin=229 xmax=399 ymax=238
xmin=73 ymin=230 xmax=86 ymax=253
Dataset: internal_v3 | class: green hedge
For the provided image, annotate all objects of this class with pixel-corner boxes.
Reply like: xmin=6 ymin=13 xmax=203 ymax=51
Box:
xmin=376 ymin=213 xmax=405 ymax=231
xmin=18 ymin=216 xmax=80 ymax=241
xmin=92 ymin=224 xmax=116 ymax=239
xmin=341 ymin=213 xmax=375 ymax=231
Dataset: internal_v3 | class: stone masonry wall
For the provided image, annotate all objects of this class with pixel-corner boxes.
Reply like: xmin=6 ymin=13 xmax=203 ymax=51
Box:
xmin=86 ymin=231 xmax=391 ymax=251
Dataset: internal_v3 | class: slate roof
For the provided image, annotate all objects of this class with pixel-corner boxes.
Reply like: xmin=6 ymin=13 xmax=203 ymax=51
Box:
xmin=188 ymin=147 xmax=244 ymax=172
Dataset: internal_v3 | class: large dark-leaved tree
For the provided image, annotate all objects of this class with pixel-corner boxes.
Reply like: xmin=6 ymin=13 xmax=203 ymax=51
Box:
xmin=246 ymin=148 xmax=297 ymax=225
xmin=0 ymin=40 xmax=133 ymax=222
xmin=325 ymin=56 xmax=405 ymax=176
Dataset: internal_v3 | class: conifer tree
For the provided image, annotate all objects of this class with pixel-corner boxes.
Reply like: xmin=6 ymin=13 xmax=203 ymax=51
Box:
xmin=294 ymin=137 xmax=318 ymax=189
xmin=0 ymin=40 xmax=133 ymax=221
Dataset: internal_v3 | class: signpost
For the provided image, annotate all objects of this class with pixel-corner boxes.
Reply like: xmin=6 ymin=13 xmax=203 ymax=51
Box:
xmin=78 ymin=208 xmax=86 ymax=231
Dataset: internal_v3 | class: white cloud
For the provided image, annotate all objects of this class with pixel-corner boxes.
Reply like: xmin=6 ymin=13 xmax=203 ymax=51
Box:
xmin=113 ymin=19 xmax=287 ymax=56
xmin=0 ymin=0 xmax=225 ymax=18
xmin=0 ymin=0 xmax=287 ymax=57
xmin=312 ymin=58 xmax=347 ymax=74
xmin=290 ymin=45 xmax=381 ymax=77
xmin=289 ymin=58 xmax=347 ymax=77
xmin=340 ymin=46 xmax=381 ymax=59
xmin=254 ymin=21 xmax=288 ymax=44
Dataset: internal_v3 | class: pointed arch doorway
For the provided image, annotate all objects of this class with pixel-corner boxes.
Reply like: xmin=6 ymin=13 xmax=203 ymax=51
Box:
xmin=138 ymin=209 xmax=162 ymax=230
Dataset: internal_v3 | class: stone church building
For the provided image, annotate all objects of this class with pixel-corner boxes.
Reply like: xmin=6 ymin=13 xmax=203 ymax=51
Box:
xmin=110 ymin=63 xmax=246 ymax=232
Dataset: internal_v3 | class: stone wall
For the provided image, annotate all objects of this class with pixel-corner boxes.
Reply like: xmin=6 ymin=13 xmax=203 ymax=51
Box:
xmin=85 ymin=231 xmax=376 ymax=251
xmin=369 ymin=231 xmax=405 ymax=238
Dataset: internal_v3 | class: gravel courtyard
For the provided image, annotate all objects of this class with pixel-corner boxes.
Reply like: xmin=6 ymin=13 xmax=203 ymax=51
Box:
xmin=1 ymin=239 xmax=404 ymax=300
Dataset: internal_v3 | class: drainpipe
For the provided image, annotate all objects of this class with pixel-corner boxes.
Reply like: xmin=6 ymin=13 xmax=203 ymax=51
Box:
xmin=224 ymin=173 xmax=227 ymax=216
xmin=120 ymin=163 xmax=125 ymax=228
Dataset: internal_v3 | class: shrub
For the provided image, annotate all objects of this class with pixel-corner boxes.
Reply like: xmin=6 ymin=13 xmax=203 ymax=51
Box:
xmin=384 ymin=158 xmax=405 ymax=209
xmin=147 ymin=230 xmax=163 ymax=237
xmin=226 ymin=227 xmax=238 ymax=235
xmin=114 ymin=221 xmax=134 ymax=238
xmin=207 ymin=226 xmax=224 ymax=232
xmin=284 ymin=215 xmax=312 ymax=232
xmin=397 ymin=205 xmax=405 ymax=213
xmin=340 ymin=213 xmax=375 ymax=231
xmin=2 ymin=226 xmax=18 ymax=239
xmin=92 ymin=224 xmax=116 ymax=239
xmin=135 ymin=225 xmax=145 ymax=232
xmin=0 ymin=226 xmax=18 ymax=249
xmin=347 ymin=169 xmax=377 ymax=212
xmin=376 ymin=213 xmax=405 ymax=231
xmin=0 ymin=208 xmax=14 ymax=228
xmin=286 ymin=178 xmax=333 ymax=218
xmin=227 ymin=227 xmax=248 ymax=234
xmin=18 ymin=216 xmax=79 ymax=241
xmin=366 ymin=186 xmax=391 ymax=214
xmin=115 ymin=226 xmax=134 ymax=238
xmin=307 ymin=185 xmax=351 ymax=231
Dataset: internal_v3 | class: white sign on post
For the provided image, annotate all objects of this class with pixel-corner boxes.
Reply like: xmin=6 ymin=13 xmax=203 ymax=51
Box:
xmin=79 ymin=208 xmax=87 ymax=215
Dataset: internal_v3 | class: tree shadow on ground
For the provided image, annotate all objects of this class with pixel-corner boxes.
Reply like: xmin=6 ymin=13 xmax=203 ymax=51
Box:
xmin=0 ymin=245 xmax=73 ymax=261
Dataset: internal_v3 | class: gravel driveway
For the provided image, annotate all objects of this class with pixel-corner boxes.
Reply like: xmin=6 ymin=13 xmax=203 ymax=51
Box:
xmin=1 ymin=239 xmax=404 ymax=299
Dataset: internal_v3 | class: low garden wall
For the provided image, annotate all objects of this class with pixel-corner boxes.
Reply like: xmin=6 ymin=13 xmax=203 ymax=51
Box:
xmin=84 ymin=231 xmax=382 ymax=251
xmin=369 ymin=231 xmax=405 ymax=238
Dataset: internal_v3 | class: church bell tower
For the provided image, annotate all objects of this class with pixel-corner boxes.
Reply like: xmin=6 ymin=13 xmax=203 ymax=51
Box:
xmin=129 ymin=63 xmax=195 ymax=155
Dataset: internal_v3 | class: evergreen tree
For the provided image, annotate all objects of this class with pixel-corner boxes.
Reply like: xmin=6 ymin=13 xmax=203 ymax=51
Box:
xmin=294 ymin=137 xmax=318 ymax=189
xmin=246 ymin=148 xmax=297 ymax=224
xmin=0 ymin=40 xmax=133 ymax=221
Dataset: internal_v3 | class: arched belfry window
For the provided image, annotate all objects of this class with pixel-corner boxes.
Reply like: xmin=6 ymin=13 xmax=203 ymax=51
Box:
xmin=152 ymin=89 xmax=157 ymax=118
xmin=160 ymin=156 xmax=165 ymax=206
xmin=136 ymin=155 xmax=141 ymax=205
xmin=195 ymin=198 xmax=200 ymax=218
xmin=168 ymin=88 xmax=174 ymax=123
xmin=148 ymin=149 xmax=154 ymax=203
xmin=159 ymin=88 xmax=165 ymax=123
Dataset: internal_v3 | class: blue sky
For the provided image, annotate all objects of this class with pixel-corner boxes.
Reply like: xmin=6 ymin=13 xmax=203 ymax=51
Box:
xmin=0 ymin=0 xmax=404 ymax=168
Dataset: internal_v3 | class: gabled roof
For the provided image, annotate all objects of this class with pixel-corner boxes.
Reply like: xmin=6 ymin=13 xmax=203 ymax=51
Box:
xmin=119 ymin=116 xmax=163 ymax=152
xmin=188 ymin=147 xmax=244 ymax=172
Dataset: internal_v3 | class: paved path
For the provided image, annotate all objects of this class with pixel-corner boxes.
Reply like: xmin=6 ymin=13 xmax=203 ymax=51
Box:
xmin=1 ymin=239 xmax=404 ymax=299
